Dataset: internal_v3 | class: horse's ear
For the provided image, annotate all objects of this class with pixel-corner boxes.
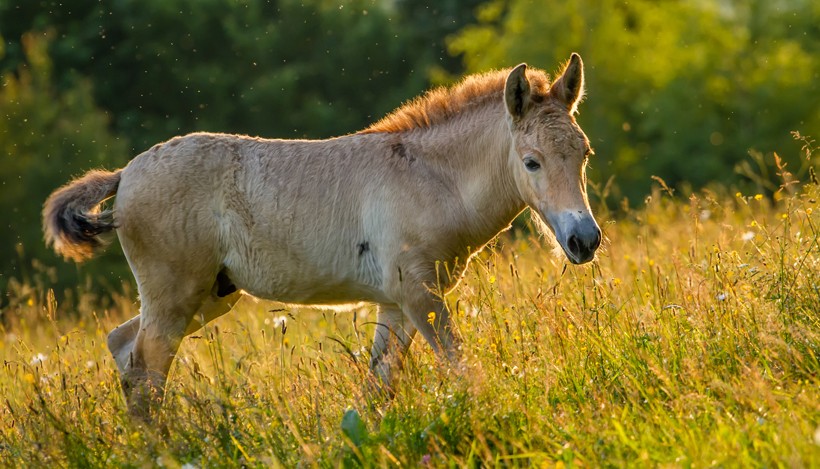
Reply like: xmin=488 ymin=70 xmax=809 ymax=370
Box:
xmin=504 ymin=63 xmax=531 ymax=120
xmin=551 ymin=53 xmax=585 ymax=114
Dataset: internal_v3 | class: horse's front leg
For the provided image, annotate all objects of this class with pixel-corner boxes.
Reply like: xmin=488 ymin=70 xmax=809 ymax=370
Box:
xmin=399 ymin=283 xmax=461 ymax=364
xmin=369 ymin=304 xmax=417 ymax=395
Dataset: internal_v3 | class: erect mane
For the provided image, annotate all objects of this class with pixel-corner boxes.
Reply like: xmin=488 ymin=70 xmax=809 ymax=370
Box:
xmin=360 ymin=67 xmax=551 ymax=134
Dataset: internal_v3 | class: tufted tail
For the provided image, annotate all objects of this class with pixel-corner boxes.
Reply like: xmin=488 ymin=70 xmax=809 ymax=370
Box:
xmin=43 ymin=169 xmax=122 ymax=262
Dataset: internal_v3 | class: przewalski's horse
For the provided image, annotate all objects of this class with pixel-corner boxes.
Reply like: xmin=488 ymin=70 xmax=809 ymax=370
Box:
xmin=43 ymin=54 xmax=601 ymax=421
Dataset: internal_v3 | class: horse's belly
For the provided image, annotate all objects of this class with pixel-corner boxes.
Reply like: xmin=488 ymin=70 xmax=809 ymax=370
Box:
xmin=239 ymin=275 xmax=386 ymax=306
xmin=225 ymin=252 xmax=388 ymax=306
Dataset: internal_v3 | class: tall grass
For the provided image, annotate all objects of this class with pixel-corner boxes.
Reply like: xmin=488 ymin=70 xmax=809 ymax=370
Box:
xmin=2 ymin=170 xmax=819 ymax=467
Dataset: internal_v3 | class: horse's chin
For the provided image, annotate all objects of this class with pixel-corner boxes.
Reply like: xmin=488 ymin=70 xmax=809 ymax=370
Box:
xmin=560 ymin=245 xmax=594 ymax=265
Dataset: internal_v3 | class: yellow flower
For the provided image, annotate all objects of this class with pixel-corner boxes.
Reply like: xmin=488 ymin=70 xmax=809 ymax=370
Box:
xmin=488 ymin=275 xmax=496 ymax=284
xmin=735 ymin=192 xmax=742 ymax=198
xmin=754 ymin=194 xmax=763 ymax=201
xmin=427 ymin=312 xmax=436 ymax=325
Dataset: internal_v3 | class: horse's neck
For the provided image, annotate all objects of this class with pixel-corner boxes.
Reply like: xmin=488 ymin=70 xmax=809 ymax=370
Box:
xmin=410 ymin=104 xmax=525 ymax=243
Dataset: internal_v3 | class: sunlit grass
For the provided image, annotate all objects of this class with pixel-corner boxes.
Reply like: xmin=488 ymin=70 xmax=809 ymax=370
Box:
xmin=2 ymin=181 xmax=819 ymax=467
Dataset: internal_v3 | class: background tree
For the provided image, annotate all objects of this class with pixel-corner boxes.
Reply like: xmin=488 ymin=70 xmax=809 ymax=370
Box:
xmin=0 ymin=31 xmax=129 ymax=305
xmin=1 ymin=0 xmax=440 ymax=149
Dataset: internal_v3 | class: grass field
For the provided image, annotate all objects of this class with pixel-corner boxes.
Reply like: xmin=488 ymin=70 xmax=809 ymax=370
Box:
xmin=2 ymin=178 xmax=819 ymax=467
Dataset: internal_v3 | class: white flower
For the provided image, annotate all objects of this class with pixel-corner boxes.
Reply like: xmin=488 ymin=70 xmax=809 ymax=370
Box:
xmin=742 ymin=231 xmax=755 ymax=241
xmin=181 ymin=463 xmax=199 ymax=469
xmin=700 ymin=210 xmax=711 ymax=221
xmin=717 ymin=293 xmax=727 ymax=301
xmin=30 ymin=353 xmax=47 ymax=365
xmin=273 ymin=315 xmax=287 ymax=328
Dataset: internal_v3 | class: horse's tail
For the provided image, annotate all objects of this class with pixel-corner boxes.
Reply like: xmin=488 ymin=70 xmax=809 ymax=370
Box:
xmin=43 ymin=169 xmax=123 ymax=262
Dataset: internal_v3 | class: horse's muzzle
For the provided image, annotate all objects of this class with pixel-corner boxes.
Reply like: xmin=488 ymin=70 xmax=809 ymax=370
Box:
xmin=547 ymin=210 xmax=601 ymax=264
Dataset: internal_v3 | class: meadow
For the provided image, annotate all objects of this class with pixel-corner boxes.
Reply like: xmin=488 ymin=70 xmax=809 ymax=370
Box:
xmin=1 ymin=173 xmax=819 ymax=467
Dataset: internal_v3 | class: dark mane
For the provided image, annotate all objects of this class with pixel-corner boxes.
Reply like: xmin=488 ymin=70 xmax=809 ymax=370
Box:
xmin=360 ymin=67 xmax=551 ymax=134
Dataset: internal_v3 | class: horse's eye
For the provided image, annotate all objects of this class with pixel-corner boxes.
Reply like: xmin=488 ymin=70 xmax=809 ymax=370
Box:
xmin=523 ymin=157 xmax=541 ymax=172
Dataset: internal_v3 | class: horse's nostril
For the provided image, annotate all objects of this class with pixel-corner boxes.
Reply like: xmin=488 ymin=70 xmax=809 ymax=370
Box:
xmin=592 ymin=228 xmax=602 ymax=250
xmin=567 ymin=234 xmax=581 ymax=257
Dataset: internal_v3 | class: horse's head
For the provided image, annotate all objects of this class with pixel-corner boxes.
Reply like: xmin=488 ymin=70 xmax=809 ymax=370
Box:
xmin=504 ymin=54 xmax=601 ymax=264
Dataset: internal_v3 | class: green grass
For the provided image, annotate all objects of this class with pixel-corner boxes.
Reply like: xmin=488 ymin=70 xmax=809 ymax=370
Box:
xmin=2 ymin=183 xmax=819 ymax=467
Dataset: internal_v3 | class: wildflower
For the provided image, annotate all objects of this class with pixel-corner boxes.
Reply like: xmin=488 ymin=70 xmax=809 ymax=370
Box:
xmin=30 ymin=353 xmax=47 ymax=365
xmin=735 ymin=192 xmax=742 ymax=198
xmin=427 ymin=312 xmax=436 ymax=325
xmin=488 ymin=275 xmax=496 ymax=284
xmin=742 ymin=231 xmax=755 ymax=242
xmin=754 ymin=194 xmax=763 ymax=201
xmin=717 ymin=292 xmax=727 ymax=301
xmin=272 ymin=315 xmax=287 ymax=328
xmin=807 ymin=208 xmax=813 ymax=215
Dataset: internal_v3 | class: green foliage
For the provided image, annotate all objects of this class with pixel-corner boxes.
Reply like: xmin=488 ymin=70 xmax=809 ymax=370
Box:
xmin=0 ymin=0 xmax=454 ymax=150
xmin=449 ymin=0 xmax=820 ymax=202
xmin=0 ymin=31 xmax=129 ymax=307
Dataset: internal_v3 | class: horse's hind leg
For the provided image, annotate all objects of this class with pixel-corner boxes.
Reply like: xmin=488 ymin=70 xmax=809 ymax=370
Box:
xmin=107 ymin=274 xmax=240 ymax=421
xmin=119 ymin=291 xmax=202 ymax=422
xmin=107 ymin=289 xmax=241 ymax=375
